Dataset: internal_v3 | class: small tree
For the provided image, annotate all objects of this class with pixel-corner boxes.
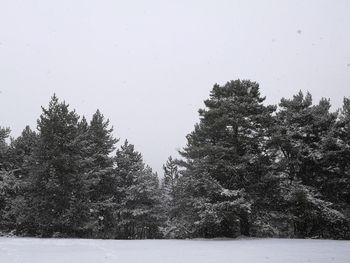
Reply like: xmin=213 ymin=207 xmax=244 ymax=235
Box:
xmin=0 ymin=127 xmax=11 ymax=170
xmin=114 ymin=140 xmax=163 ymax=239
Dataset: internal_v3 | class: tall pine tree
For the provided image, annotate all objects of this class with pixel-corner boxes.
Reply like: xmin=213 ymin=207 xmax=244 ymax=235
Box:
xmin=177 ymin=80 xmax=276 ymax=237
xmin=271 ymin=91 xmax=348 ymax=238
xmin=83 ymin=110 xmax=118 ymax=238
xmin=23 ymin=95 xmax=90 ymax=236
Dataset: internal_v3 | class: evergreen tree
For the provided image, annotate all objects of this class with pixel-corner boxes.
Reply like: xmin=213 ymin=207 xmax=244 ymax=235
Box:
xmin=1 ymin=126 xmax=38 ymax=233
xmin=114 ymin=140 xmax=162 ymax=239
xmin=317 ymin=97 xmax=350 ymax=238
xmin=22 ymin=95 xmax=90 ymax=236
xmin=177 ymin=80 xmax=276 ymax=237
xmin=7 ymin=126 xmax=38 ymax=175
xmin=0 ymin=127 xmax=10 ymax=170
xmin=83 ymin=110 xmax=118 ymax=238
xmin=0 ymin=127 xmax=11 ymax=231
xmin=160 ymin=156 xmax=181 ymax=237
xmin=323 ymin=98 xmax=350 ymax=205
xmin=271 ymin=91 xmax=348 ymax=238
xmin=163 ymin=156 xmax=179 ymax=190
xmin=161 ymin=156 xmax=180 ymax=215
xmin=0 ymin=170 xmax=14 ymax=233
xmin=273 ymin=92 xmax=337 ymax=185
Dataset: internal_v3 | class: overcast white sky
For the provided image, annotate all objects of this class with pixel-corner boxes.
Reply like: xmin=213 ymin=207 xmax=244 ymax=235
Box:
xmin=0 ymin=0 xmax=350 ymax=174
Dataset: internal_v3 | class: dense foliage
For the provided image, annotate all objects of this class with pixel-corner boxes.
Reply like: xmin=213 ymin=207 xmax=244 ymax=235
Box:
xmin=0 ymin=81 xmax=349 ymax=239
xmin=0 ymin=95 xmax=161 ymax=239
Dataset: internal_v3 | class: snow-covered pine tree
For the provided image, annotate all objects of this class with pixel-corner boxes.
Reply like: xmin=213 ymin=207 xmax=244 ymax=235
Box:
xmin=332 ymin=98 xmax=350 ymax=207
xmin=160 ymin=156 xmax=181 ymax=237
xmin=317 ymin=97 xmax=350 ymax=238
xmin=0 ymin=126 xmax=11 ymax=231
xmin=272 ymin=91 xmax=348 ymax=238
xmin=7 ymin=126 xmax=38 ymax=172
xmin=323 ymin=98 xmax=350 ymax=205
xmin=82 ymin=110 xmax=118 ymax=238
xmin=177 ymin=80 xmax=276 ymax=238
xmin=22 ymin=95 xmax=92 ymax=237
xmin=162 ymin=156 xmax=179 ymax=191
xmin=0 ymin=127 xmax=10 ymax=171
xmin=114 ymin=140 xmax=163 ymax=239
xmin=1 ymin=126 xmax=39 ymax=234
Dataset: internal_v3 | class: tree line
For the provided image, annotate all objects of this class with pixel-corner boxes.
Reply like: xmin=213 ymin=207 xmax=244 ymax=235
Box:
xmin=1 ymin=80 xmax=349 ymax=239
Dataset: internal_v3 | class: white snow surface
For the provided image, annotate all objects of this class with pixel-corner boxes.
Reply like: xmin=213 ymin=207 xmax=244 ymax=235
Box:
xmin=0 ymin=237 xmax=349 ymax=263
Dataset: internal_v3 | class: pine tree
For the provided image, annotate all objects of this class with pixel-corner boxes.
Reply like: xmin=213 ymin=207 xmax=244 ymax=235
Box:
xmin=7 ymin=126 xmax=38 ymax=175
xmin=325 ymin=98 xmax=350 ymax=205
xmin=22 ymin=95 xmax=90 ymax=236
xmin=163 ymin=156 xmax=179 ymax=189
xmin=114 ymin=140 xmax=162 ymax=239
xmin=160 ymin=156 xmax=181 ymax=237
xmin=274 ymin=92 xmax=337 ymax=185
xmin=0 ymin=127 xmax=10 ymax=171
xmin=271 ymin=91 xmax=348 ymax=238
xmin=337 ymin=98 xmax=350 ymax=205
xmin=317 ymin=97 xmax=350 ymax=238
xmin=0 ymin=126 xmax=38 ymax=233
xmin=0 ymin=127 xmax=11 ymax=231
xmin=178 ymin=80 xmax=276 ymax=237
xmin=162 ymin=156 xmax=180 ymax=214
xmin=83 ymin=110 xmax=118 ymax=238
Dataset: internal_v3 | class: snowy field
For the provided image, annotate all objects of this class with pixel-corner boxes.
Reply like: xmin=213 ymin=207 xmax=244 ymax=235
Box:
xmin=0 ymin=237 xmax=349 ymax=263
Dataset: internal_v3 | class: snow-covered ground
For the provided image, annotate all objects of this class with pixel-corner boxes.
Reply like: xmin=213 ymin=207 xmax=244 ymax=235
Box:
xmin=0 ymin=237 xmax=349 ymax=263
